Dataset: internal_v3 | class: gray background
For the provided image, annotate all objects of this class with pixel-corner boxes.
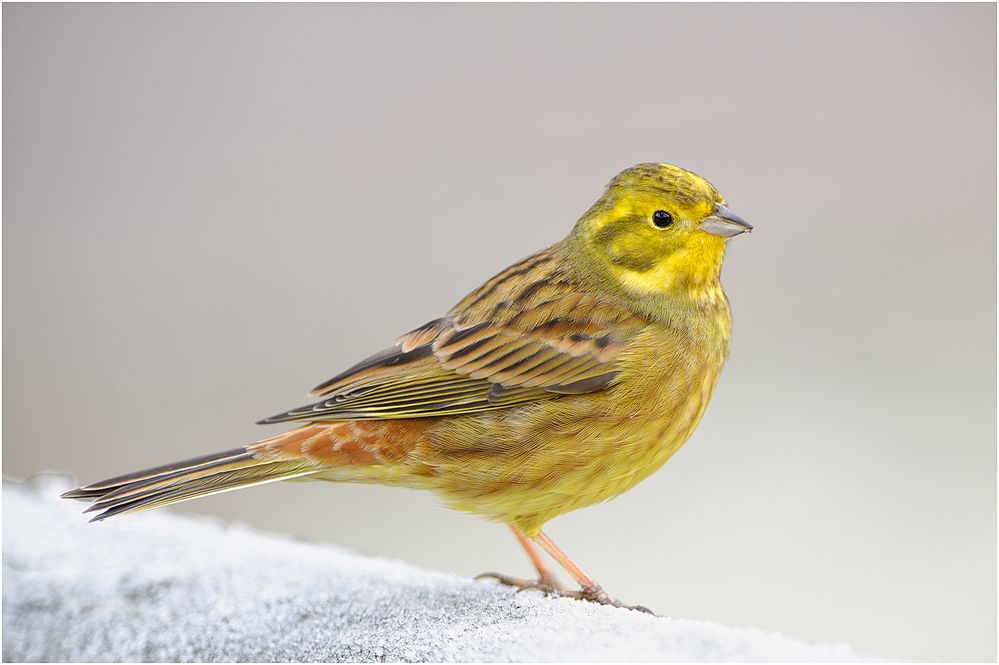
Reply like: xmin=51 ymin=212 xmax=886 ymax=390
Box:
xmin=3 ymin=3 xmax=995 ymax=661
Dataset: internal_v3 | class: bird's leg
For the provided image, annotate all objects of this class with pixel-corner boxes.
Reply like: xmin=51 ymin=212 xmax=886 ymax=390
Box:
xmin=533 ymin=531 xmax=654 ymax=614
xmin=475 ymin=525 xmax=567 ymax=595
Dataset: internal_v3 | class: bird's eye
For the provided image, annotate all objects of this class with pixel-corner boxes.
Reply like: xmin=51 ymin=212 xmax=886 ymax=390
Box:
xmin=652 ymin=210 xmax=674 ymax=228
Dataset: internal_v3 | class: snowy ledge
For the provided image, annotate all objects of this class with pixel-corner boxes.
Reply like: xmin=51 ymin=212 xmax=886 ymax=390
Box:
xmin=3 ymin=476 xmax=864 ymax=662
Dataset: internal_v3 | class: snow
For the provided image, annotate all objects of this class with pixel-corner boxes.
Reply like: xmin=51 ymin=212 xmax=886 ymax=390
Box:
xmin=3 ymin=475 xmax=866 ymax=662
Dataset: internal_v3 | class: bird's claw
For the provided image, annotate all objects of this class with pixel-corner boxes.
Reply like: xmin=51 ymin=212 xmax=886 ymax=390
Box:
xmin=555 ymin=584 xmax=657 ymax=614
xmin=474 ymin=572 xmax=534 ymax=587
xmin=475 ymin=572 xmax=565 ymax=596
xmin=475 ymin=574 xmax=655 ymax=613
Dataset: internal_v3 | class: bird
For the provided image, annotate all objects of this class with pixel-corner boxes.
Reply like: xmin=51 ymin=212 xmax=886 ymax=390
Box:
xmin=63 ymin=162 xmax=752 ymax=612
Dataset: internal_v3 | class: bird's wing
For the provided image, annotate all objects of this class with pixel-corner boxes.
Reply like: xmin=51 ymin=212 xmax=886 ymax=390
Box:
xmin=258 ymin=246 xmax=646 ymax=423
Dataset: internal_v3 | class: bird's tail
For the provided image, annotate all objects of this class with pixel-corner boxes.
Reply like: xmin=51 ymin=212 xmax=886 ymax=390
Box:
xmin=62 ymin=430 xmax=326 ymax=522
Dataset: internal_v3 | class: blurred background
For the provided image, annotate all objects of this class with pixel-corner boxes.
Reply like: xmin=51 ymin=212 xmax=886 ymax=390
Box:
xmin=3 ymin=3 xmax=995 ymax=661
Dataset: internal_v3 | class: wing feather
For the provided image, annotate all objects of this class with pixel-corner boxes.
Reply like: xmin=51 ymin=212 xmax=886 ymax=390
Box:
xmin=258 ymin=245 xmax=645 ymax=424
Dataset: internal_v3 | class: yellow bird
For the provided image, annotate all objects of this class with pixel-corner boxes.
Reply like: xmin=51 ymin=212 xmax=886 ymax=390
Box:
xmin=64 ymin=163 xmax=751 ymax=611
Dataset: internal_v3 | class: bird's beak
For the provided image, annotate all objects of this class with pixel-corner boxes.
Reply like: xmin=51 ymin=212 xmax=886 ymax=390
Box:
xmin=700 ymin=204 xmax=753 ymax=238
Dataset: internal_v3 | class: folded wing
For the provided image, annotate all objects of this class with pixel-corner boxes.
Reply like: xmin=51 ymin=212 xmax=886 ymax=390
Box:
xmin=259 ymin=247 xmax=645 ymax=423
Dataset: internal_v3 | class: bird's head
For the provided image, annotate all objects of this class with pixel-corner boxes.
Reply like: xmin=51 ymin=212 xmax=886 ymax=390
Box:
xmin=568 ymin=163 xmax=751 ymax=302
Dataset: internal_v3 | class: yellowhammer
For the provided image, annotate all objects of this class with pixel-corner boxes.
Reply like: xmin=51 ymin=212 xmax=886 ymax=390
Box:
xmin=64 ymin=163 xmax=752 ymax=611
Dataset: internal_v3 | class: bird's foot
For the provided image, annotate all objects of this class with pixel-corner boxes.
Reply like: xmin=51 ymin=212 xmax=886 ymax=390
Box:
xmin=476 ymin=574 xmax=654 ymax=614
xmin=558 ymin=584 xmax=656 ymax=615
xmin=474 ymin=571 xmax=567 ymax=596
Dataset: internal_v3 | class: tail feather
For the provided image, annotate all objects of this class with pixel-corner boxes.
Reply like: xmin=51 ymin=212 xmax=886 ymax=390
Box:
xmin=63 ymin=445 xmax=323 ymax=522
xmin=80 ymin=451 xmax=262 ymax=508
xmin=61 ymin=448 xmax=251 ymax=497
xmin=83 ymin=462 xmax=319 ymax=522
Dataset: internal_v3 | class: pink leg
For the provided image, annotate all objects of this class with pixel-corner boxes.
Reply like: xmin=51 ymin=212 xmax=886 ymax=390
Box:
xmin=475 ymin=525 xmax=566 ymax=594
xmin=533 ymin=530 xmax=654 ymax=614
